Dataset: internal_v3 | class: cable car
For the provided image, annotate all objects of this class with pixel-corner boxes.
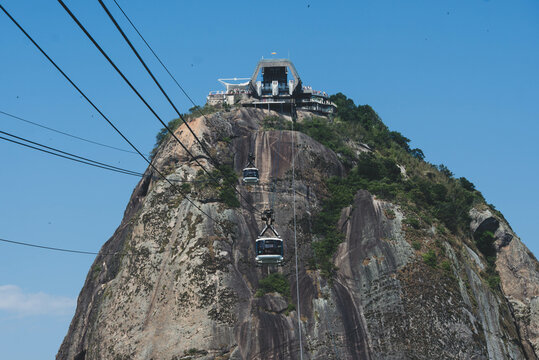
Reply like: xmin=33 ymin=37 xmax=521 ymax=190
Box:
xmin=242 ymin=167 xmax=259 ymax=184
xmin=256 ymin=237 xmax=283 ymax=265
xmin=242 ymin=153 xmax=259 ymax=184
xmin=255 ymin=209 xmax=283 ymax=265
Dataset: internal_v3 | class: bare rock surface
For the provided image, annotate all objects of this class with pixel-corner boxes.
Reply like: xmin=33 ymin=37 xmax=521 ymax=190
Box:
xmin=470 ymin=207 xmax=539 ymax=358
xmin=58 ymin=108 xmax=539 ymax=360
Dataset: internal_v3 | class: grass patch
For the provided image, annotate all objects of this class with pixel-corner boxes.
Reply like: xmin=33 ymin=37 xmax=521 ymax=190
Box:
xmin=440 ymin=259 xmax=452 ymax=272
xmin=256 ymin=273 xmax=290 ymax=299
xmin=404 ymin=217 xmax=420 ymax=229
xmin=422 ymin=249 xmax=437 ymax=267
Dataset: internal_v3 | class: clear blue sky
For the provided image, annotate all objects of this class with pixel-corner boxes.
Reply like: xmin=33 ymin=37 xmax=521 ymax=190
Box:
xmin=1 ymin=0 xmax=538 ymax=358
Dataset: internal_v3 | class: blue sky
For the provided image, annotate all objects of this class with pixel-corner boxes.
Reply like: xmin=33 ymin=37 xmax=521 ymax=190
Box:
xmin=1 ymin=0 xmax=538 ymax=358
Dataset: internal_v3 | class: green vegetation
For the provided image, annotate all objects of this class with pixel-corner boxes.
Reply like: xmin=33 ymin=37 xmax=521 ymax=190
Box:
xmin=255 ymin=273 xmax=290 ymax=299
xmin=151 ymin=117 xmax=183 ymax=159
xmin=150 ymin=104 xmax=222 ymax=159
xmin=147 ymin=93 xmax=491 ymax=285
xmin=475 ymin=230 xmax=496 ymax=259
xmin=474 ymin=230 xmax=501 ymax=290
xmin=91 ymin=264 xmax=102 ymax=280
xmin=215 ymin=164 xmax=240 ymax=208
xmin=422 ymin=249 xmax=437 ymax=267
xmin=255 ymin=273 xmax=297 ymax=315
xmin=487 ymin=273 xmax=501 ymax=289
xmin=404 ymin=217 xmax=420 ymax=229
xmin=385 ymin=208 xmax=396 ymax=219
xmin=304 ymin=93 xmax=485 ymax=278
xmin=440 ymin=260 xmax=452 ymax=273
xmin=183 ymin=348 xmax=208 ymax=357
xmin=295 ymin=117 xmax=356 ymax=166
xmin=262 ymin=115 xmax=292 ymax=130
xmin=285 ymin=303 xmax=296 ymax=316
xmin=193 ymin=164 xmax=240 ymax=208
xmin=180 ymin=182 xmax=191 ymax=194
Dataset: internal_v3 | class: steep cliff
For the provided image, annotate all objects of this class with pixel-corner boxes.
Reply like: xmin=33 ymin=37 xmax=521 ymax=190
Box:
xmin=58 ymin=106 xmax=539 ymax=360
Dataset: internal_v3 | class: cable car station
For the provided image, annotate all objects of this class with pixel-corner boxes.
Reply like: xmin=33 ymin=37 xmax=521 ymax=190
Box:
xmin=207 ymin=59 xmax=336 ymax=115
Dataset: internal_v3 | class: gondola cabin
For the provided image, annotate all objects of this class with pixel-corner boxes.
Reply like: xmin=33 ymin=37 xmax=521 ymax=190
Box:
xmin=255 ymin=237 xmax=283 ymax=265
xmin=242 ymin=167 xmax=259 ymax=184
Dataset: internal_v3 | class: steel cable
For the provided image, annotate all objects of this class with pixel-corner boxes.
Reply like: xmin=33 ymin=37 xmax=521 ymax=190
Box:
xmin=290 ymin=109 xmax=305 ymax=359
xmin=0 ymin=109 xmax=137 ymax=154
xmin=0 ymin=129 xmax=142 ymax=176
xmin=79 ymin=0 xmax=261 ymax=216
xmin=0 ymin=4 xmax=220 ymax=225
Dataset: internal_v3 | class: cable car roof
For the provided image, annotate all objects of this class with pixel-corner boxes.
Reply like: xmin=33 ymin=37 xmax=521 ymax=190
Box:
xmin=256 ymin=237 xmax=282 ymax=241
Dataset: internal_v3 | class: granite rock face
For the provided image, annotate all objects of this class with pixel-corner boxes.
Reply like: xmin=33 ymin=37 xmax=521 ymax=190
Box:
xmin=58 ymin=108 xmax=539 ymax=360
xmin=470 ymin=208 xmax=539 ymax=358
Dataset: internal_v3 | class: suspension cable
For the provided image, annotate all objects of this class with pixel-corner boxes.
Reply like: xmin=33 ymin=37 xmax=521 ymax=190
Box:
xmin=0 ymin=130 xmax=142 ymax=176
xmin=291 ymin=105 xmax=304 ymax=359
xmin=110 ymin=0 xmax=212 ymax=128
xmin=85 ymin=0 xmax=260 ymax=212
xmin=56 ymin=0 xmax=211 ymax=175
xmin=97 ymin=0 xmax=217 ymax=165
xmin=0 ymin=109 xmax=137 ymax=154
xmin=59 ymin=0 xmax=261 ymax=215
xmin=0 ymin=237 xmax=101 ymax=255
xmin=0 ymin=131 xmax=203 ymax=183
xmin=0 ymin=134 xmax=140 ymax=177
xmin=0 ymin=236 xmax=153 ymax=257
xmin=0 ymin=4 xmax=219 ymax=225
xmin=108 ymin=1 xmax=264 ymax=216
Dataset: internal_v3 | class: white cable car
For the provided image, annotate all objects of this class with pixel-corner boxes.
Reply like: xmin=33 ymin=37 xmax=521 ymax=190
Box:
xmin=243 ymin=167 xmax=259 ymax=184
xmin=255 ymin=209 xmax=283 ymax=265
xmin=256 ymin=237 xmax=283 ymax=265
xmin=242 ymin=153 xmax=259 ymax=184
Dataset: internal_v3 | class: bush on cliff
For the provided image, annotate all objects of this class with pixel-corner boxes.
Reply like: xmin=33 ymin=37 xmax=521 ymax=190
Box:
xmin=255 ymin=273 xmax=290 ymax=299
xmin=193 ymin=164 xmax=240 ymax=208
xmin=150 ymin=104 xmax=222 ymax=159
xmin=306 ymin=93 xmax=485 ymax=278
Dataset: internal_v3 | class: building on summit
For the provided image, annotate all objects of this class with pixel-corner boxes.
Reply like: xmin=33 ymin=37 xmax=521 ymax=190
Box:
xmin=207 ymin=59 xmax=336 ymax=115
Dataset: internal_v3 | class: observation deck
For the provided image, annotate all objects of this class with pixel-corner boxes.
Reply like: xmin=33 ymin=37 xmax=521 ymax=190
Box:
xmin=206 ymin=59 xmax=336 ymax=115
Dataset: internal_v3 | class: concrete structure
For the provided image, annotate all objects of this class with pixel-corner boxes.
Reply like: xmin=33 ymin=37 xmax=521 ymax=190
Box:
xmin=207 ymin=59 xmax=336 ymax=115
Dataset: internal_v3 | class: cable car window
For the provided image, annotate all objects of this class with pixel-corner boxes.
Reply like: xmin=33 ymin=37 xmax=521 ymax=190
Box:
xmin=243 ymin=169 xmax=258 ymax=178
xmin=256 ymin=239 xmax=281 ymax=255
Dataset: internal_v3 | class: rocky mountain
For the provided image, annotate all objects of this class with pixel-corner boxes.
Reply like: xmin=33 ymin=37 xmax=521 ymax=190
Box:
xmin=57 ymin=104 xmax=539 ymax=360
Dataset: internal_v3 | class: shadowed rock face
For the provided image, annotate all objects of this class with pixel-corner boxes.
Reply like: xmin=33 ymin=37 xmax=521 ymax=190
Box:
xmin=58 ymin=108 xmax=539 ymax=360
xmin=470 ymin=208 xmax=539 ymax=358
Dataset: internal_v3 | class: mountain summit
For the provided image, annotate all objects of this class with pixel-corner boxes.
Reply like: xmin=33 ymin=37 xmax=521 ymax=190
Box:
xmin=58 ymin=100 xmax=539 ymax=359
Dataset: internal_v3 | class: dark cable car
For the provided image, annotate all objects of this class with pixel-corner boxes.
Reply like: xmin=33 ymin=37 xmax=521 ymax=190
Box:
xmin=255 ymin=209 xmax=283 ymax=265
xmin=242 ymin=153 xmax=259 ymax=184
